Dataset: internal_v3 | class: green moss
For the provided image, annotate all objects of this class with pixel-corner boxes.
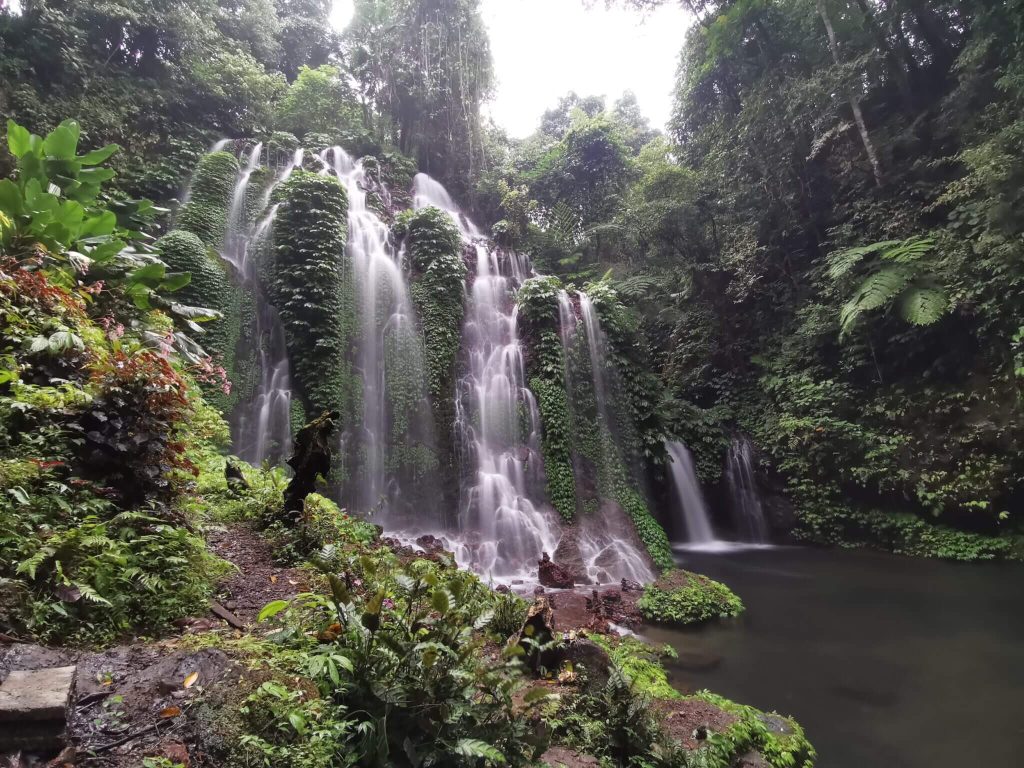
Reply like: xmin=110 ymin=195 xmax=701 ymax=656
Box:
xmin=269 ymin=171 xmax=354 ymax=419
xmin=177 ymin=151 xmax=239 ymax=247
xmin=156 ymin=229 xmax=241 ymax=413
xmin=400 ymin=206 xmax=466 ymax=507
xmin=588 ymin=635 xmax=681 ymax=700
xmin=531 ymin=373 xmax=576 ymax=521
xmin=638 ymin=570 xmax=744 ymax=626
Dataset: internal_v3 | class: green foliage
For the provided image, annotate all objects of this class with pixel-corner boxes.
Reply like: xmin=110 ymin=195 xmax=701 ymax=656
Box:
xmin=400 ymin=205 xmax=466 ymax=507
xmin=638 ymin=571 xmax=744 ymax=626
xmin=0 ymin=0 xmax=328 ymax=201
xmin=345 ymin=0 xmax=494 ymax=199
xmin=828 ymin=237 xmax=948 ymax=337
xmin=177 ymin=151 xmax=239 ymax=247
xmin=275 ymin=65 xmax=364 ymax=143
xmin=270 ymin=171 xmax=353 ymax=418
xmin=0 ymin=271 xmax=225 ymax=642
xmin=245 ymin=545 xmax=552 ymax=767
xmin=489 ymin=591 xmax=529 ymax=640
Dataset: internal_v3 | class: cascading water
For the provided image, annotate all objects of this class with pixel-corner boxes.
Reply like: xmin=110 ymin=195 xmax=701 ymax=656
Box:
xmin=725 ymin=437 xmax=770 ymax=542
xmin=219 ymin=145 xmax=294 ymax=465
xmin=665 ymin=440 xmax=720 ymax=546
xmin=413 ymin=174 xmax=559 ymax=579
xmin=325 ymin=150 xmax=437 ymax=522
xmin=561 ymin=291 xmax=654 ymax=584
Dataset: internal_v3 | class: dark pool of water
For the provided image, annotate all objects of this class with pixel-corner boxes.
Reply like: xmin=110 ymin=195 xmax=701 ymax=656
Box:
xmin=643 ymin=546 xmax=1024 ymax=768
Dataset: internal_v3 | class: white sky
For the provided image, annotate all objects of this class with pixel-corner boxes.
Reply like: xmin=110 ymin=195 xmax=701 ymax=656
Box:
xmin=331 ymin=0 xmax=693 ymax=139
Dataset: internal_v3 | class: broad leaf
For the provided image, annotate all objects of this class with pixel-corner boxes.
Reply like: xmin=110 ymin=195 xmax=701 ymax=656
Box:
xmin=7 ymin=120 xmax=32 ymax=158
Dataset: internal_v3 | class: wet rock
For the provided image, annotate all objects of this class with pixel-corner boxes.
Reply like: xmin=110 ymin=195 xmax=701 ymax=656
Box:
xmin=549 ymin=591 xmax=593 ymax=633
xmin=414 ymin=534 xmax=443 ymax=554
xmin=758 ymin=713 xmax=795 ymax=735
xmin=511 ymin=597 xmax=557 ymax=672
xmin=157 ymin=742 xmax=190 ymax=767
xmin=553 ymin=528 xmax=589 ymax=584
xmin=553 ymin=638 xmax=612 ymax=691
xmin=734 ymin=751 xmax=771 ymax=768
xmin=534 ymin=586 xmax=546 ymax=596
xmin=538 ymin=552 xmax=574 ymax=589
xmin=621 ymin=578 xmax=643 ymax=592
xmin=495 ymin=584 xmax=511 ymax=594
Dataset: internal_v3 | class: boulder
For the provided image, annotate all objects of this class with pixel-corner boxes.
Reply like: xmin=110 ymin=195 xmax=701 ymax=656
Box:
xmin=552 ymin=638 xmax=612 ymax=691
xmin=553 ymin=529 xmax=589 ymax=584
xmin=538 ymin=552 xmax=574 ymax=589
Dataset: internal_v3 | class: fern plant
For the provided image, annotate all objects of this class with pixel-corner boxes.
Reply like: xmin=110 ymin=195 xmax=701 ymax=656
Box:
xmin=826 ymin=237 xmax=949 ymax=337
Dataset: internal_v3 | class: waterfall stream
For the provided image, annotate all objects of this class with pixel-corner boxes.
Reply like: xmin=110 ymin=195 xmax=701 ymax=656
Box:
xmin=665 ymin=440 xmax=721 ymax=547
xmin=413 ymin=173 xmax=559 ymax=580
xmin=223 ymin=145 xmax=294 ymax=466
xmin=725 ymin=437 xmax=770 ymax=543
xmin=324 ymin=149 xmax=436 ymax=523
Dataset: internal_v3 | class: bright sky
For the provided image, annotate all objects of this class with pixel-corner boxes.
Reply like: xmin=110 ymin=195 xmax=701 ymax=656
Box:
xmin=331 ymin=0 xmax=693 ymax=139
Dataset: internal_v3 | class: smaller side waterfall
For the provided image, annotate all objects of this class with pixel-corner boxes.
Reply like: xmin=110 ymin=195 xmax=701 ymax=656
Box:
xmin=725 ymin=437 xmax=770 ymax=542
xmin=665 ymin=441 xmax=721 ymax=546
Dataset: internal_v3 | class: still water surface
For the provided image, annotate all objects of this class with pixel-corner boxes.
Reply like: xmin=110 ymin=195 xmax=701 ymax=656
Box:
xmin=644 ymin=546 xmax=1024 ymax=768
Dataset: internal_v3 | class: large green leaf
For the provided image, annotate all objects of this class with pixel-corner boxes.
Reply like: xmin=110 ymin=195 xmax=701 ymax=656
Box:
xmin=79 ymin=144 xmax=119 ymax=166
xmin=42 ymin=121 xmax=80 ymax=159
xmin=128 ymin=262 xmax=167 ymax=286
xmin=7 ymin=120 xmax=32 ymax=158
xmin=0 ymin=179 xmax=24 ymax=216
xmin=882 ymin=237 xmax=935 ymax=263
xmin=826 ymin=240 xmax=899 ymax=280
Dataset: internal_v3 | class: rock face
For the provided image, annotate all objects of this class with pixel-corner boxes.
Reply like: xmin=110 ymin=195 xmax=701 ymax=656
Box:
xmin=0 ymin=665 xmax=76 ymax=751
xmin=538 ymin=552 xmax=574 ymax=589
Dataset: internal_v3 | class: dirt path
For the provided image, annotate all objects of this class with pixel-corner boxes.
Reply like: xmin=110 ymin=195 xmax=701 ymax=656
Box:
xmin=0 ymin=523 xmax=310 ymax=768
xmin=205 ymin=523 xmax=309 ymax=624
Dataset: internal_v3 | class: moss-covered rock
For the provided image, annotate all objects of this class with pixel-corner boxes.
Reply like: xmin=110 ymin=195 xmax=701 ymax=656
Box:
xmin=177 ymin=151 xmax=239 ymax=247
xmin=269 ymin=171 xmax=354 ymax=419
xmin=156 ymin=229 xmax=242 ymax=412
xmin=638 ymin=569 xmax=744 ymax=626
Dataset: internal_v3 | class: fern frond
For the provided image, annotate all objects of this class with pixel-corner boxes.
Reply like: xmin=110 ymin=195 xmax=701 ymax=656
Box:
xmin=898 ymin=284 xmax=948 ymax=326
xmin=882 ymin=237 xmax=936 ymax=263
xmin=840 ymin=264 xmax=915 ymax=334
xmin=826 ymin=240 xmax=900 ymax=280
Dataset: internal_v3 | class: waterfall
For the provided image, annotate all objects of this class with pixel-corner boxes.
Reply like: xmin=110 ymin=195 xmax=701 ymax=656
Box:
xmin=562 ymin=291 xmax=654 ymax=583
xmin=665 ymin=441 xmax=720 ymax=546
xmin=326 ymin=149 xmax=436 ymax=522
xmin=725 ymin=437 xmax=770 ymax=542
xmin=220 ymin=149 xmax=294 ymax=466
xmin=414 ymin=174 xmax=559 ymax=579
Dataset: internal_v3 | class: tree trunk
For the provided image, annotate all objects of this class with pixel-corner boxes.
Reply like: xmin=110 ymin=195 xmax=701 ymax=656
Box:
xmin=817 ymin=0 xmax=886 ymax=188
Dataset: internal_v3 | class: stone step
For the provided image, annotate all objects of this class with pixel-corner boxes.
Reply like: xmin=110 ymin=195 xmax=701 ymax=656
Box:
xmin=0 ymin=665 xmax=76 ymax=751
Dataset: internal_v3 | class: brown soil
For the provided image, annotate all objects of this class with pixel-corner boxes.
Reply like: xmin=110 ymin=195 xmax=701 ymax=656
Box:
xmin=652 ymin=697 xmax=740 ymax=750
